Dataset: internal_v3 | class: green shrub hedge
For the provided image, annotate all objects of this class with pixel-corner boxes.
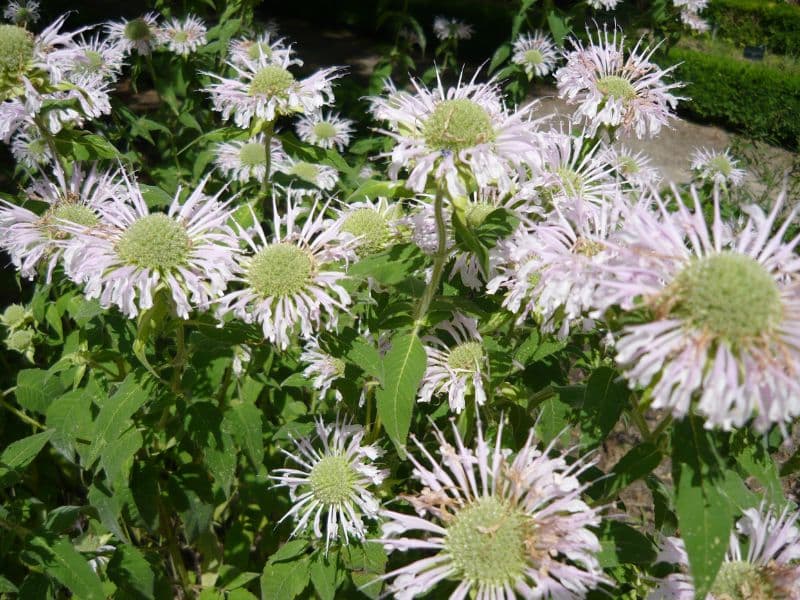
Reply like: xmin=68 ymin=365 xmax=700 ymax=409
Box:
xmin=707 ymin=0 xmax=800 ymax=56
xmin=667 ymin=46 xmax=800 ymax=149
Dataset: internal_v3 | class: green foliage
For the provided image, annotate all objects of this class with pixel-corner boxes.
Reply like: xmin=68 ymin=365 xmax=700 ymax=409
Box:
xmin=707 ymin=0 xmax=800 ymax=55
xmin=668 ymin=45 xmax=800 ymax=149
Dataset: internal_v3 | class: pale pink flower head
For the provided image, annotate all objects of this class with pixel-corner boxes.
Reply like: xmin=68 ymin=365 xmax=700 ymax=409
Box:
xmin=300 ymin=336 xmax=346 ymax=401
xmin=533 ymin=128 xmax=619 ymax=209
xmin=512 ymin=31 xmax=559 ymax=79
xmin=600 ymin=186 xmax=800 ymax=431
xmin=433 ymin=16 xmax=473 ymax=41
xmin=204 ymin=54 xmax=340 ymax=129
xmin=228 ymin=32 xmax=299 ymax=69
xmin=649 ymin=503 xmax=800 ymax=600
xmin=0 ymin=163 xmax=124 ymax=282
xmin=600 ymin=144 xmax=662 ymax=189
xmin=370 ymin=70 xmax=543 ymax=197
xmin=271 ymin=414 xmax=387 ymax=553
xmin=105 ymin=13 xmax=160 ymax=56
xmin=556 ymin=27 xmax=683 ymax=139
xmin=419 ymin=313 xmax=487 ymax=413
xmin=215 ymin=197 xmax=357 ymax=350
xmin=587 ymin=0 xmax=621 ymax=9
xmin=156 ymin=14 xmax=207 ymax=56
xmin=378 ymin=417 xmax=609 ymax=599
xmin=274 ymin=155 xmax=339 ymax=190
xmin=295 ymin=110 xmax=354 ymax=151
xmin=214 ymin=134 xmax=287 ymax=183
xmin=334 ymin=196 xmax=403 ymax=257
xmin=4 ymin=0 xmax=38 ymax=25
xmin=65 ymin=173 xmax=239 ymax=319
xmin=690 ymin=147 xmax=746 ymax=188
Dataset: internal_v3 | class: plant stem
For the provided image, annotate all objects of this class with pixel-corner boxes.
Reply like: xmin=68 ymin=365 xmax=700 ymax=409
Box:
xmin=413 ymin=184 xmax=447 ymax=335
xmin=262 ymin=120 xmax=275 ymax=214
xmin=0 ymin=398 xmax=46 ymax=431
xmin=34 ymin=116 xmax=68 ymax=176
xmin=157 ymin=491 xmax=193 ymax=598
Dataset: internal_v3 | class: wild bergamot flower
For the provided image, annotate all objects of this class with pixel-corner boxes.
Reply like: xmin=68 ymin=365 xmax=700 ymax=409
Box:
xmin=690 ymin=147 xmax=746 ymax=188
xmin=3 ymin=0 xmax=40 ymax=26
xmin=300 ymin=336 xmax=347 ymax=401
xmin=227 ymin=32 xmax=299 ymax=69
xmin=214 ymin=133 xmax=288 ymax=183
xmin=335 ymin=196 xmax=402 ymax=257
xmin=0 ymin=163 xmax=126 ymax=281
xmin=379 ymin=417 xmax=608 ymax=599
xmin=511 ymin=31 xmax=558 ymax=79
xmin=66 ymin=173 xmax=239 ymax=319
xmin=369 ymin=71 xmax=542 ymax=197
xmin=275 ymin=155 xmax=339 ymax=190
xmin=204 ymin=54 xmax=340 ymax=129
xmin=556 ymin=26 xmax=682 ymax=139
xmin=271 ymin=415 xmax=386 ymax=552
xmin=600 ymin=144 xmax=662 ymax=189
xmin=216 ymin=197 xmax=357 ymax=349
xmin=432 ymin=16 xmax=473 ymax=41
xmin=295 ymin=110 xmax=354 ymax=151
xmin=649 ymin=503 xmax=800 ymax=600
xmin=419 ymin=314 xmax=487 ymax=413
xmin=600 ymin=186 xmax=800 ymax=431
xmin=105 ymin=13 xmax=160 ymax=56
xmin=156 ymin=15 xmax=207 ymax=56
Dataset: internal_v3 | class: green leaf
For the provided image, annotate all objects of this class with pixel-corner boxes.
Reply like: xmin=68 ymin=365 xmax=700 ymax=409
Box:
xmin=597 ymin=521 xmax=657 ymax=568
xmin=580 ymin=367 xmax=627 ymax=445
xmin=87 ymin=375 xmax=150 ymax=466
xmin=0 ymin=430 xmax=54 ymax=484
xmin=225 ymin=401 xmax=264 ymax=469
xmin=139 ymin=185 xmax=173 ymax=209
xmin=535 ymin=396 xmax=571 ymax=445
xmin=16 ymin=368 xmax=65 ymax=414
xmin=0 ymin=575 xmax=18 ymax=593
xmin=260 ymin=557 xmax=310 ymax=600
xmin=514 ymin=330 xmax=566 ymax=365
xmin=593 ymin=442 xmax=663 ymax=501
xmin=309 ymin=552 xmax=342 ymax=600
xmin=488 ymin=43 xmax=511 ymax=74
xmin=100 ymin=427 xmax=143 ymax=487
xmin=342 ymin=543 xmax=387 ymax=599
xmin=672 ymin=418 xmax=733 ymax=598
xmin=107 ymin=545 xmax=156 ymax=600
xmin=733 ymin=434 xmax=785 ymax=507
xmin=346 ymin=340 xmax=384 ymax=382
xmin=24 ymin=536 xmax=105 ymax=600
xmin=375 ymin=332 xmax=426 ymax=452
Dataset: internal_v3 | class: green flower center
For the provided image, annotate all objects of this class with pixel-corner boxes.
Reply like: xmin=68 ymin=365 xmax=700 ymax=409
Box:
xmin=341 ymin=208 xmax=391 ymax=255
xmin=289 ymin=161 xmax=320 ymax=184
xmin=465 ymin=202 xmax=495 ymax=227
xmin=172 ymin=31 xmax=190 ymax=44
xmin=247 ymin=41 xmax=273 ymax=60
xmin=710 ymin=561 xmax=776 ymax=600
xmin=309 ymin=454 xmax=356 ymax=505
xmin=523 ymin=49 xmax=544 ymax=66
xmin=6 ymin=328 xmax=34 ymax=353
xmin=312 ymin=121 xmax=338 ymax=140
xmin=247 ymin=243 xmax=314 ymax=298
xmin=669 ymin=253 xmax=783 ymax=343
xmin=556 ymin=167 xmax=585 ymax=197
xmin=1 ymin=304 xmax=28 ymax=329
xmin=423 ymin=99 xmax=495 ymax=152
xmin=248 ymin=65 xmax=295 ymax=97
xmin=329 ymin=357 xmax=346 ymax=377
xmin=124 ymin=18 xmax=153 ymax=42
xmin=618 ymin=155 xmax=640 ymax=175
xmin=574 ymin=237 xmax=603 ymax=257
xmin=445 ymin=496 xmax=530 ymax=587
xmin=116 ymin=214 xmax=191 ymax=271
xmin=0 ymin=25 xmax=34 ymax=80
xmin=708 ymin=155 xmax=734 ymax=177
xmin=597 ymin=75 xmax=636 ymax=102
xmin=447 ymin=341 xmax=484 ymax=371
xmin=41 ymin=203 xmax=99 ymax=240
xmin=75 ymin=49 xmax=105 ymax=74
xmin=51 ymin=204 xmax=99 ymax=228
xmin=239 ymin=142 xmax=266 ymax=167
